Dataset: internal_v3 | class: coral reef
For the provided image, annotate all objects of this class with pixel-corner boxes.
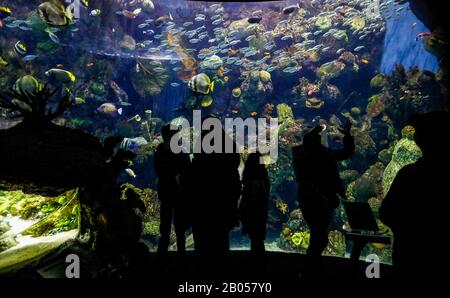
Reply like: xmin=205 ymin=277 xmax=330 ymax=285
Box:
xmin=323 ymin=230 xmax=346 ymax=257
xmin=0 ymin=189 xmax=79 ymax=236
xmin=346 ymin=162 xmax=385 ymax=203
xmin=382 ymin=128 xmax=422 ymax=194
xmin=366 ymin=65 xmax=447 ymax=130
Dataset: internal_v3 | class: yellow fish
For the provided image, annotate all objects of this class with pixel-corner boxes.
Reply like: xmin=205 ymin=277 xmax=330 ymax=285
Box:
xmin=0 ymin=6 xmax=12 ymax=17
xmin=305 ymin=98 xmax=324 ymax=109
xmin=188 ymin=73 xmax=214 ymax=95
xmin=200 ymin=95 xmax=213 ymax=107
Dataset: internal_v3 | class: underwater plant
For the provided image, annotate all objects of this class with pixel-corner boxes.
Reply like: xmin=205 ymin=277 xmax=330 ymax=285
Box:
xmin=0 ymin=84 xmax=73 ymax=125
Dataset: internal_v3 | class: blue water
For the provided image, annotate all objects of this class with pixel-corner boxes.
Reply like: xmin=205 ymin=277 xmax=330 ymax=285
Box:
xmin=380 ymin=4 xmax=439 ymax=73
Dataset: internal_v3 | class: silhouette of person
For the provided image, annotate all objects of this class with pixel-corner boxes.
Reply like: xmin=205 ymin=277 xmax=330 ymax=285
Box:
xmin=292 ymin=119 xmax=354 ymax=275
xmin=154 ymin=124 xmax=191 ymax=255
xmin=239 ymin=152 xmax=270 ymax=255
xmin=189 ymin=118 xmax=241 ymax=258
xmin=379 ymin=111 xmax=449 ymax=278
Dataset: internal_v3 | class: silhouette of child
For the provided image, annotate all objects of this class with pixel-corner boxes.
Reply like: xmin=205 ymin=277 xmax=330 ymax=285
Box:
xmin=239 ymin=152 xmax=270 ymax=255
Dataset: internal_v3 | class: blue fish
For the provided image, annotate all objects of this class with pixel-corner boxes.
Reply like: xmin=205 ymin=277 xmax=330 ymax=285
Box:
xmin=19 ymin=26 xmax=32 ymax=31
xmin=22 ymin=55 xmax=38 ymax=62
xmin=48 ymin=32 xmax=60 ymax=44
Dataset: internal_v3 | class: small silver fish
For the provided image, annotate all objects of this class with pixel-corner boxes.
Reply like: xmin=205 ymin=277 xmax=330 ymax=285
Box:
xmin=48 ymin=32 xmax=60 ymax=44
xmin=212 ymin=19 xmax=223 ymax=25
xmin=137 ymin=23 xmax=149 ymax=29
xmin=22 ymin=55 xmax=38 ymax=62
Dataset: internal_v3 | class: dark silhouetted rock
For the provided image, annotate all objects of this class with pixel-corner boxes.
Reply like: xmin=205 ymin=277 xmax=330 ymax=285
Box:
xmin=0 ymin=122 xmax=107 ymax=197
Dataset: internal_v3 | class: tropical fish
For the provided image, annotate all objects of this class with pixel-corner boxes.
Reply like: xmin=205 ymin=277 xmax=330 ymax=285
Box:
xmin=97 ymin=103 xmax=122 ymax=116
xmin=38 ymin=1 xmax=73 ymax=26
xmin=283 ymin=4 xmax=300 ymax=15
xmin=0 ymin=56 xmax=8 ymax=67
xmin=89 ymin=9 xmax=101 ymax=17
xmin=248 ymin=16 xmax=262 ymax=24
xmin=415 ymin=32 xmax=431 ymax=41
xmin=119 ymin=137 xmax=148 ymax=153
xmin=155 ymin=13 xmax=173 ymax=27
xmin=125 ymin=168 xmax=137 ymax=178
xmin=245 ymin=35 xmax=256 ymax=42
xmin=0 ymin=7 xmax=12 ymax=19
xmin=143 ymin=29 xmax=154 ymax=35
xmin=140 ymin=0 xmax=155 ymax=12
xmin=170 ymin=82 xmax=181 ymax=87
xmin=137 ymin=23 xmax=149 ymax=29
xmin=200 ymin=95 xmax=214 ymax=107
xmin=48 ymin=32 xmax=60 ymax=44
xmin=22 ymin=55 xmax=38 ymax=62
xmin=208 ymin=3 xmax=220 ymax=9
xmin=14 ymin=41 xmax=27 ymax=55
xmin=305 ymin=98 xmax=325 ymax=109
xmin=283 ymin=66 xmax=298 ymax=73
xmin=212 ymin=19 xmax=223 ymax=25
xmin=45 ymin=69 xmax=76 ymax=83
xmin=74 ymin=97 xmax=86 ymax=105
xmin=354 ymin=46 xmax=365 ymax=52
xmin=188 ymin=73 xmax=214 ymax=95
xmin=120 ymin=8 xmax=142 ymax=19
xmin=232 ymin=87 xmax=241 ymax=98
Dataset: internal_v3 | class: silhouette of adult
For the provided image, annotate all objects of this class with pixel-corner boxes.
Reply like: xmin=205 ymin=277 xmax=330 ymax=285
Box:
xmin=239 ymin=152 xmax=270 ymax=255
xmin=380 ymin=111 xmax=449 ymax=278
xmin=292 ymin=119 xmax=354 ymax=275
xmin=154 ymin=124 xmax=191 ymax=255
xmin=190 ymin=118 xmax=241 ymax=258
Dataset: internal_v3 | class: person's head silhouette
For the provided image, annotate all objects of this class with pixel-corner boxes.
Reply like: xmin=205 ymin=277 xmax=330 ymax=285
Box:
xmin=303 ymin=125 xmax=324 ymax=148
xmin=408 ymin=111 xmax=448 ymax=157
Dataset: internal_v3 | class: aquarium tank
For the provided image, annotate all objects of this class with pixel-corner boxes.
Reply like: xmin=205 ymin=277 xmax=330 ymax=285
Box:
xmin=0 ymin=0 xmax=447 ymax=271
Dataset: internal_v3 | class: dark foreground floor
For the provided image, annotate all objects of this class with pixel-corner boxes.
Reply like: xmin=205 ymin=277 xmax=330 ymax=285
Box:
xmin=11 ymin=249 xmax=393 ymax=279
xmin=150 ymin=250 xmax=392 ymax=278
xmin=2 ymin=249 xmax=393 ymax=295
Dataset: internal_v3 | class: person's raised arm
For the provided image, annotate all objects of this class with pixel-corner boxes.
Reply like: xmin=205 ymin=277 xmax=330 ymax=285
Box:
xmin=333 ymin=118 xmax=355 ymax=161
